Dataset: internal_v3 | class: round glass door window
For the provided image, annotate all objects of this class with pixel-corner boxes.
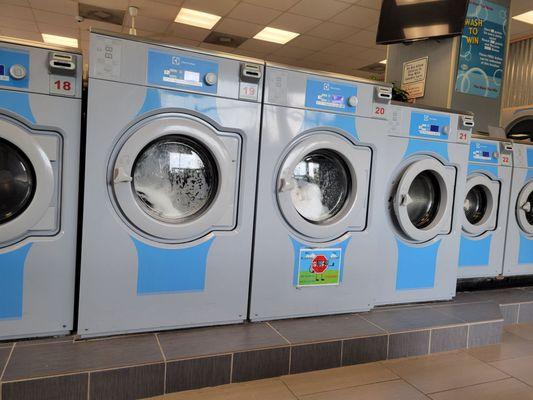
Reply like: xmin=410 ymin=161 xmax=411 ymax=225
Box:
xmin=406 ymin=170 xmax=441 ymax=229
xmin=464 ymin=185 xmax=488 ymax=225
xmin=0 ymin=139 xmax=35 ymax=224
xmin=132 ymin=135 xmax=218 ymax=223
xmin=290 ymin=150 xmax=350 ymax=223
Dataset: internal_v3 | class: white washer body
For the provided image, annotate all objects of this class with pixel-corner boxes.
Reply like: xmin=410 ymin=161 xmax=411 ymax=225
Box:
xmin=458 ymin=137 xmax=513 ymax=279
xmin=78 ymin=32 xmax=263 ymax=337
xmin=373 ymin=103 xmax=473 ymax=305
xmin=503 ymin=141 xmax=533 ymax=276
xmin=0 ymin=38 xmax=82 ymax=339
xmin=249 ymin=63 xmax=392 ymax=321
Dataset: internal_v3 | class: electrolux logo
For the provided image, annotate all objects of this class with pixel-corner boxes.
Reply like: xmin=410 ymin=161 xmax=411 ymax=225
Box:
xmin=171 ymin=56 xmax=180 ymax=66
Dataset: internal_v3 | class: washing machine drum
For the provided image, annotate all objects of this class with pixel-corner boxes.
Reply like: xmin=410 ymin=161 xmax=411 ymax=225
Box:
xmin=111 ymin=114 xmax=240 ymax=242
xmin=516 ymin=181 xmax=533 ymax=235
xmin=277 ymin=132 xmax=371 ymax=241
xmin=393 ymin=157 xmax=456 ymax=242
xmin=462 ymin=173 xmax=499 ymax=236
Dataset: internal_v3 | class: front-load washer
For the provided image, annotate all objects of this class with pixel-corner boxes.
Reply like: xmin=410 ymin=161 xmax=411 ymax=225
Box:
xmin=503 ymin=140 xmax=533 ymax=276
xmin=249 ymin=63 xmax=392 ymax=321
xmin=457 ymin=136 xmax=513 ymax=279
xmin=78 ymin=31 xmax=263 ymax=337
xmin=374 ymin=103 xmax=474 ymax=305
xmin=0 ymin=37 xmax=82 ymax=339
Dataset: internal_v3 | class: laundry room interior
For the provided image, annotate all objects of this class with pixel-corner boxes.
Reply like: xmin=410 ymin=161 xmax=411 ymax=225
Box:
xmin=1 ymin=0 xmax=533 ymax=399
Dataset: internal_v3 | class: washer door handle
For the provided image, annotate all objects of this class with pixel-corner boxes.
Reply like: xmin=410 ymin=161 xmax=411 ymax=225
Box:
xmin=113 ymin=167 xmax=132 ymax=183
xmin=278 ymin=178 xmax=295 ymax=193
xmin=521 ymin=201 xmax=532 ymax=213
xmin=399 ymin=193 xmax=412 ymax=207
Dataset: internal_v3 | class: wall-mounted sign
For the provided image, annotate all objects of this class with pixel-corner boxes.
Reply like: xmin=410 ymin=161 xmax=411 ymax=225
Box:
xmin=455 ymin=0 xmax=507 ymax=99
xmin=401 ymin=57 xmax=428 ymax=99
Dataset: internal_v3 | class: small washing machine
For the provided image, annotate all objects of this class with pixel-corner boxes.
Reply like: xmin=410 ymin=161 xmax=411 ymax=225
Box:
xmin=249 ymin=63 xmax=392 ymax=321
xmin=0 ymin=37 xmax=82 ymax=339
xmin=458 ymin=136 xmax=513 ymax=279
xmin=503 ymin=140 xmax=533 ymax=276
xmin=374 ymin=103 xmax=474 ymax=305
xmin=78 ymin=31 xmax=263 ymax=337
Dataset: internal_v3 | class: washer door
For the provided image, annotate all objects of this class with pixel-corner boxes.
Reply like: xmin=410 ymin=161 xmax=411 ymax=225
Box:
xmin=0 ymin=118 xmax=56 ymax=244
xmin=516 ymin=181 xmax=533 ymax=235
xmin=462 ymin=173 xmax=499 ymax=236
xmin=277 ymin=132 xmax=371 ymax=240
xmin=112 ymin=114 xmax=240 ymax=242
xmin=393 ymin=157 xmax=456 ymax=242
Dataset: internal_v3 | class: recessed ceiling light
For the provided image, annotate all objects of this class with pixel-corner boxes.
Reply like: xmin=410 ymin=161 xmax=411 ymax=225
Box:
xmin=513 ymin=10 xmax=533 ymax=25
xmin=379 ymin=59 xmax=387 ymax=64
xmin=175 ymin=8 xmax=221 ymax=30
xmin=42 ymin=34 xmax=78 ymax=48
xmin=254 ymin=27 xmax=299 ymax=44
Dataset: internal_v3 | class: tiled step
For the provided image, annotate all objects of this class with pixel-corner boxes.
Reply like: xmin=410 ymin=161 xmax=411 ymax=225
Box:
xmin=0 ymin=288 xmax=518 ymax=400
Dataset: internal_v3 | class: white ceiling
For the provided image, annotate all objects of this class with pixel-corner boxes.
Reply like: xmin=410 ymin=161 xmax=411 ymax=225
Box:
xmin=0 ymin=0 xmax=531 ymax=79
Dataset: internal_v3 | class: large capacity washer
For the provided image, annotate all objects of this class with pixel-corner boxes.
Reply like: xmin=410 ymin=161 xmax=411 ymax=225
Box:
xmin=249 ymin=63 xmax=392 ymax=321
xmin=503 ymin=140 xmax=533 ymax=276
xmin=458 ymin=137 xmax=513 ymax=278
xmin=78 ymin=31 xmax=263 ymax=337
xmin=374 ymin=103 xmax=474 ymax=305
xmin=0 ymin=37 xmax=82 ymax=339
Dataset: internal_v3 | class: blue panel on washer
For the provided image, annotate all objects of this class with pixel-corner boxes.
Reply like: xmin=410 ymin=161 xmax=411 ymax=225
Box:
xmin=395 ymin=239 xmax=440 ymax=290
xmin=467 ymin=164 xmax=499 ymax=177
xmin=301 ymin=110 xmax=359 ymax=141
xmin=458 ymin=235 xmax=491 ymax=267
xmin=133 ymin=236 xmax=215 ymax=294
xmin=527 ymin=148 xmax=533 ymax=168
xmin=290 ymin=236 xmax=351 ymax=286
xmin=0 ymin=89 xmax=35 ymax=123
xmin=0 ymin=244 xmax=31 ymax=320
xmin=146 ymin=50 xmax=218 ymax=94
xmin=403 ymin=137 xmax=449 ymax=161
xmin=0 ymin=48 xmax=29 ymax=89
xmin=469 ymin=141 xmax=499 ymax=164
xmin=409 ymin=112 xmax=451 ymax=140
xmin=518 ymin=232 xmax=533 ymax=264
xmin=137 ymin=87 xmax=221 ymax=123
xmin=305 ymin=79 xmax=357 ymax=113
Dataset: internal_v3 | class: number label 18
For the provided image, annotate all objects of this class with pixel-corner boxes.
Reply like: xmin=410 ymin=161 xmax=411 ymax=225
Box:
xmin=49 ymin=75 xmax=75 ymax=96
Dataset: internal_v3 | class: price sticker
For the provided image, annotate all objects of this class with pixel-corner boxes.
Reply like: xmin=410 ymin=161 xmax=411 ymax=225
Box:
xmin=49 ymin=75 xmax=75 ymax=96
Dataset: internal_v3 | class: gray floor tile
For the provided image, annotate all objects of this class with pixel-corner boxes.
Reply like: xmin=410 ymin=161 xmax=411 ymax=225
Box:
xmin=518 ymin=302 xmax=533 ymax=323
xmin=269 ymin=314 xmax=385 ymax=344
xmin=89 ymin=363 xmax=164 ymax=400
xmin=232 ymin=347 xmax=290 ymax=382
xmin=501 ymin=304 xmax=519 ymax=325
xmin=342 ymin=334 xmax=388 ymax=365
xmin=0 ymin=345 xmax=12 ymax=375
xmin=1 ymin=374 xmax=88 ymax=400
xmin=468 ymin=321 xmax=503 ymax=348
xmin=158 ymin=323 xmax=286 ymax=361
xmin=290 ymin=341 xmax=342 ymax=373
xmin=3 ymin=334 xmax=163 ymax=381
xmin=362 ymin=307 xmax=463 ymax=333
xmin=165 ymin=355 xmax=231 ymax=393
xmin=430 ymin=326 xmax=467 ymax=353
xmin=388 ymin=330 xmax=430 ymax=359
xmin=434 ymin=302 xmax=503 ymax=323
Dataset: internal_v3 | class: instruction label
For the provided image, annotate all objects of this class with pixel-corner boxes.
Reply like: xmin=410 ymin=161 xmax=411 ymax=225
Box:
xmin=297 ymin=248 xmax=342 ymax=287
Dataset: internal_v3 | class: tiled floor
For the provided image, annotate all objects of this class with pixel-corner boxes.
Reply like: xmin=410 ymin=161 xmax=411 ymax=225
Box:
xmin=146 ymin=322 xmax=533 ymax=400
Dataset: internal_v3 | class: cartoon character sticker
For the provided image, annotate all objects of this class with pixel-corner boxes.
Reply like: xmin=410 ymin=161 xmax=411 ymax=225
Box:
xmin=297 ymin=248 xmax=342 ymax=287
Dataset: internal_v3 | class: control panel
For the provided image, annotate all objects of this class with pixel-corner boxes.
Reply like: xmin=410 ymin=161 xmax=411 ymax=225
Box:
xmin=469 ymin=140 xmax=500 ymax=164
xmin=305 ymin=78 xmax=358 ymax=114
xmin=0 ymin=47 xmax=29 ymax=89
xmin=409 ymin=111 xmax=451 ymax=139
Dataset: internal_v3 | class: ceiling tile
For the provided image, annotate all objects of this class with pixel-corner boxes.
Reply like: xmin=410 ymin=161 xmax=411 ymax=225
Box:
xmin=266 ymin=54 xmax=299 ymax=64
xmin=37 ymin=23 xmax=80 ymax=39
xmin=33 ymin=10 xmax=79 ymax=29
xmin=233 ymin=47 xmax=265 ymax=59
xmin=243 ymin=0 xmax=300 ymax=12
xmin=181 ymin=0 xmax=239 ymax=16
xmin=82 ymin=0 xmax=128 ymax=10
xmin=78 ymin=19 xmax=124 ymax=33
xmin=321 ymin=41 xmax=368 ymax=57
xmin=227 ymin=3 xmax=281 ymax=25
xmin=271 ymin=45 xmax=315 ymax=59
xmin=330 ymin=5 xmax=380 ymax=29
xmin=342 ymin=29 xmax=377 ymax=47
xmin=238 ymin=38 xmax=282 ymax=54
xmin=129 ymin=0 xmax=181 ymax=20
xmin=214 ymin=18 xmax=263 ymax=38
xmin=357 ymin=46 xmax=386 ymax=62
xmin=124 ymin=15 xmax=171 ymax=33
xmin=0 ymin=0 xmax=30 ymax=5
xmin=166 ymin=21 xmax=211 ymax=41
xmin=1 ymin=4 xmax=34 ymax=21
xmin=198 ymin=42 xmax=235 ymax=53
xmin=269 ymin=13 xmax=321 ymax=34
xmin=152 ymin=34 xmax=200 ymax=47
xmin=151 ymin=0 xmax=183 ymax=5
xmin=301 ymin=50 xmax=338 ymax=65
xmin=288 ymin=34 xmax=335 ymax=51
xmin=0 ymin=16 xmax=38 ymax=32
xmin=29 ymin=0 xmax=78 ymax=16
xmin=305 ymin=21 xmax=358 ymax=40
xmin=356 ymin=0 xmax=382 ymax=10
xmin=288 ymin=0 xmax=350 ymax=20
xmin=0 ymin=28 xmax=41 ymax=41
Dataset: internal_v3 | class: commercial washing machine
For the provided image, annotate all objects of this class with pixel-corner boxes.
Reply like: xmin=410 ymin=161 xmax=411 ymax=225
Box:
xmin=503 ymin=140 xmax=533 ymax=276
xmin=374 ymin=103 xmax=474 ymax=305
xmin=78 ymin=31 xmax=263 ymax=337
xmin=0 ymin=37 xmax=82 ymax=339
xmin=249 ymin=63 xmax=392 ymax=321
xmin=458 ymin=136 xmax=513 ymax=279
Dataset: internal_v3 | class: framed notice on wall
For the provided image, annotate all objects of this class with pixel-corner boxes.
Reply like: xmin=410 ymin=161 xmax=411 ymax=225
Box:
xmin=401 ymin=57 xmax=428 ymax=99
xmin=455 ymin=0 xmax=508 ymax=99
